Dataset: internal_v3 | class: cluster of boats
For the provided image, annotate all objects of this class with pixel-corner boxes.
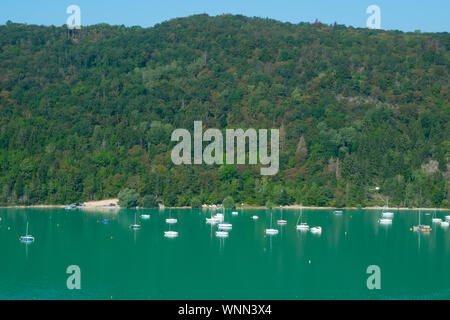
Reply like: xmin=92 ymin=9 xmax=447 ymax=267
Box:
xmin=413 ymin=211 xmax=449 ymax=232
xmin=129 ymin=211 xmax=179 ymax=238
xmin=204 ymin=206 xmax=323 ymax=237
xmin=206 ymin=212 xmax=233 ymax=238
xmin=377 ymin=206 xmax=450 ymax=232
xmin=18 ymin=206 xmax=449 ymax=245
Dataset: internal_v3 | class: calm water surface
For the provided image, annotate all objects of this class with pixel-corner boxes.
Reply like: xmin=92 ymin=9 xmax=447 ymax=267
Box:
xmin=0 ymin=208 xmax=449 ymax=299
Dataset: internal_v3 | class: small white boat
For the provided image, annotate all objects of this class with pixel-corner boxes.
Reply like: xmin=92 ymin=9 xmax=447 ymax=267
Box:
xmin=214 ymin=213 xmax=224 ymax=222
xmin=130 ymin=213 xmax=141 ymax=229
xmin=265 ymin=228 xmax=279 ymax=235
xmin=232 ymin=211 xmax=238 ymax=216
xmin=140 ymin=214 xmax=150 ymax=220
xmin=252 ymin=215 xmax=259 ymax=220
xmin=334 ymin=210 xmax=343 ymax=215
xmin=431 ymin=210 xmax=441 ymax=223
xmin=206 ymin=217 xmax=218 ymax=224
xmin=296 ymin=205 xmax=309 ymax=230
xmin=166 ymin=209 xmax=177 ymax=224
xmin=218 ymin=223 xmax=232 ymax=230
xmin=164 ymin=231 xmax=178 ymax=238
xmin=379 ymin=218 xmax=392 ymax=224
xmin=381 ymin=200 xmax=394 ymax=218
xmin=310 ymin=226 xmax=322 ymax=234
xmin=296 ymin=223 xmax=309 ymax=230
xmin=265 ymin=210 xmax=278 ymax=235
xmin=382 ymin=211 xmax=394 ymax=218
xmin=440 ymin=221 xmax=449 ymax=227
xmin=19 ymin=222 xmax=34 ymax=243
xmin=216 ymin=231 xmax=229 ymax=238
xmin=445 ymin=215 xmax=450 ymax=222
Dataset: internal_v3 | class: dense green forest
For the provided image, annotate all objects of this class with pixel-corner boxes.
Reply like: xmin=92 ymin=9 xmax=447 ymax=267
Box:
xmin=0 ymin=14 xmax=448 ymax=208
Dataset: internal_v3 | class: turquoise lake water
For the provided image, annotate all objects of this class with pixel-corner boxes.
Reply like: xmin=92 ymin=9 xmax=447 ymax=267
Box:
xmin=0 ymin=208 xmax=449 ymax=299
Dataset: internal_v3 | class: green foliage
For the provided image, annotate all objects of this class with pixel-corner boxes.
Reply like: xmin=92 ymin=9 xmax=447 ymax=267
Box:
xmin=223 ymin=196 xmax=235 ymax=209
xmin=0 ymin=15 xmax=448 ymax=208
xmin=139 ymin=194 xmax=158 ymax=208
xmin=118 ymin=188 xmax=139 ymax=208
xmin=190 ymin=196 xmax=202 ymax=208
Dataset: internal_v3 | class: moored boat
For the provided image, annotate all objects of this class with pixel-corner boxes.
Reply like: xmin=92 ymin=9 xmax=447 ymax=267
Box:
xmin=310 ymin=226 xmax=322 ymax=234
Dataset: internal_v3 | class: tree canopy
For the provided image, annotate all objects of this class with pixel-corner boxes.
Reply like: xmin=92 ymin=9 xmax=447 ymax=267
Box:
xmin=0 ymin=14 xmax=448 ymax=208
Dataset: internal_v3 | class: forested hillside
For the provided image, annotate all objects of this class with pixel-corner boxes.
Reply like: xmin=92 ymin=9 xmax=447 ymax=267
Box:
xmin=0 ymin=14 xmax=448 ymax=207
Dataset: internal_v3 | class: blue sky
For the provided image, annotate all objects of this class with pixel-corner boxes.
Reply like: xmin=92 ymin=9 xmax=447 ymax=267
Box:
xmin=1 ymin=0 xmax=448 ymax=32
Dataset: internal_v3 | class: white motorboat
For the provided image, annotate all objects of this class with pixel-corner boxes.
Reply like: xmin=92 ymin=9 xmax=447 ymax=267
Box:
xmin=382 ymin=211 xmax=394 ymax=218
xmin=379 ymin=218 xmax=392 ymax=224
xmin=265 ymin=228 xmax=279 ymax=235
xmin=218 ymin=223 xmax=232 ymax=230
xmin=310 ymin=226 xmax=322 ymax=234
xmin=164 ymin=231 xmax=178 ymax=238
xmin=215 ymin=231 xmax=229 ymax=238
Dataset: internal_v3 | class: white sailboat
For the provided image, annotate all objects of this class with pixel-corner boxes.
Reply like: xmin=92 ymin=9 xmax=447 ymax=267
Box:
xmin=215 ymin=230 xmax=229 ymax=238
xmin=165 ymin=208 xmax=177 ymax=224
xmin=296 ymin=205 xmax=309 ymax=230
xmin=381 ymin=200 xmax=394 ymax=218
xmin=19 ymin=222 xmax=34 ymax=243
xmin=213 ymin=213 xmax=224 ymax=222
xmin=206 ymin=209 xmax=219 ymax=224
xmin=164 ymin=208 xmax=178 ymax=237
xmin=218 ymin=223 xmax=232 ymax=230
xmin=130 ymin=212 xmax=141 ymax=229
xmin=265 ymin=210 xmax=279 ymax=235
xmin=218 ymin=209 xmax=232 ymax=230
xmin=432 ymin=210 xmax=442 ymax=223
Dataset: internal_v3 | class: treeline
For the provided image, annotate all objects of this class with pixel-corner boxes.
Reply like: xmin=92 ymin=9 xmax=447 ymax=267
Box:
xmin=0 ymin=15 xmax=448 ymax=208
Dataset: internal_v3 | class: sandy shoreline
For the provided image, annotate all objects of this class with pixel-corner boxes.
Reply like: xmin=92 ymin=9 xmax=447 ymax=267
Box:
xmin=1 ymin=199 xmax=448 ymax=211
